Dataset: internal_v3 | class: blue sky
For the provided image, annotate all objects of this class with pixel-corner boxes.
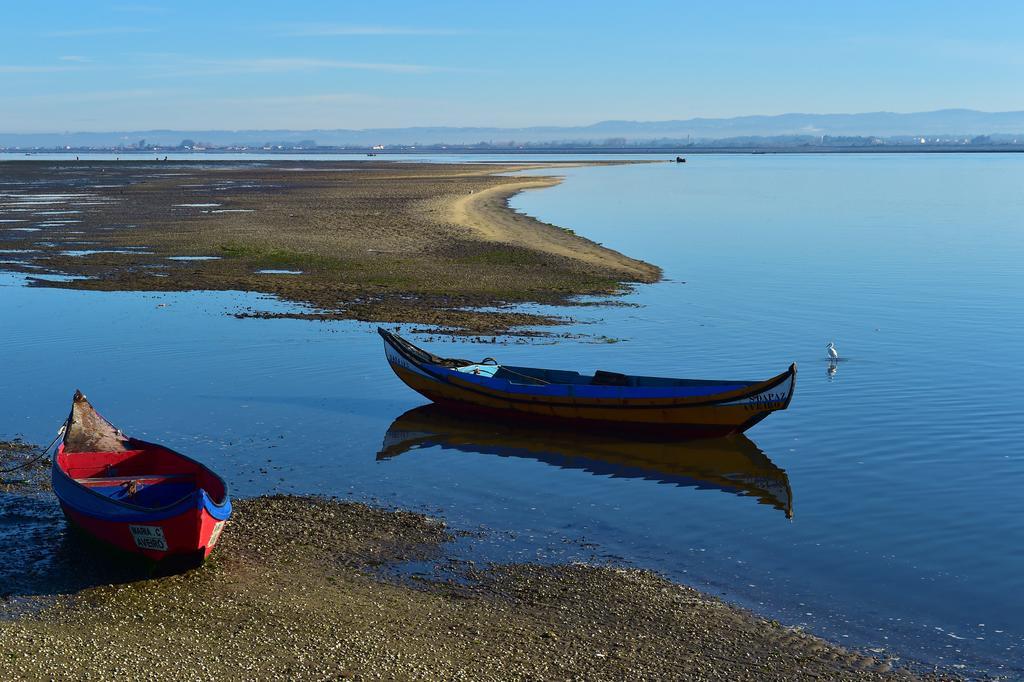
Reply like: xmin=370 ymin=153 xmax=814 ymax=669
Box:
xmin=3 ymin=0 xmax=1023 ymax=132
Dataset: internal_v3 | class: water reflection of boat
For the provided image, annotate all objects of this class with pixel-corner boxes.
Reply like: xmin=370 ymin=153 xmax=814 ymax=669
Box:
xmin=379 ymin=405 xmax=793 ymax=518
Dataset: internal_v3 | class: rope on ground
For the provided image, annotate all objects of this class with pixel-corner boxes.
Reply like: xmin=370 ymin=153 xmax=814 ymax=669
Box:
xmin=487 ymin=364 xmax=551 ymax=385
xmin=0 ymin=421 xmax=67 ymax=474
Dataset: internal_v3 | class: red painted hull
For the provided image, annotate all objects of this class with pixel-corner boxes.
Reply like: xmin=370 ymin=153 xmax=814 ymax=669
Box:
xmin=52 ymin=391 xmax=231 ymax=562
xmin=59 ymin=503 xmax=226 ymax=562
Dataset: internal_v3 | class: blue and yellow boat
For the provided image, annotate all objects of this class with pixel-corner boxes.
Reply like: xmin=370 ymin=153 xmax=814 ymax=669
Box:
xmin=379 ymin=329 xmax=796 ymax=437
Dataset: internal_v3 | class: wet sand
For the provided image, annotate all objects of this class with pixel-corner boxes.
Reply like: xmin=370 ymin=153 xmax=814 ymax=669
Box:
xmin=0 ymin=161 xmax=660 ymax=334
xmin=0 ymin=494 xmax=948 ymax=681
xmin=442 ymin=176 xmax=656 ymax=280
xmin=0 ymin=440 xmax=48 ymax=494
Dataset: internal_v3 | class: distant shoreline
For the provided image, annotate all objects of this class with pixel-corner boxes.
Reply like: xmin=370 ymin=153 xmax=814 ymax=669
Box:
xmin=3 ymin=145 xmax=1024 ymax=157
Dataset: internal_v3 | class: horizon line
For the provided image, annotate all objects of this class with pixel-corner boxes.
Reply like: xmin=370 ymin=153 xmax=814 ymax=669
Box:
xmin=3 ymin=107 xmax=1024 ymax=137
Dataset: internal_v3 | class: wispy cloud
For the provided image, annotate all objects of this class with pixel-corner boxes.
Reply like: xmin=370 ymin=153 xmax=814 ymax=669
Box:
xmin=43 ymin=27 xmax=156 ymax=37
xmin=844 ymin=35 xmax=1024 ymax=68
xmin=214 ymin=92 xmax=386 ymax=106
xmin=17 ymin=89 xmax=401 ymax=108
xmin=111 ymin=3 xmax=169 ymax=13
xmin=18 ymin=89 xmax=180 ymax=103
xmin=152 ymin=56 xmax=449 ymax=76
xmin=59 ymin=55 xmax=91 ymax=63
xmin=929 ymin=38 xmax=1024 ymax=68
xmin=283 ymin=24 xmax=466 ymax=37
xmin=2 ymin=89 xmax=434 ymax=131
xmin=0 ymin=64 xmax=83 ymax=73
xmin=217 ymin=57 xmax=441 ymax=74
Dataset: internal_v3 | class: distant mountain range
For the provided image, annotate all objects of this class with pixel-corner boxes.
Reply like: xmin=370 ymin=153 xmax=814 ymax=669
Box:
xmin=4 ymin=109 xmax=1024 ymax=148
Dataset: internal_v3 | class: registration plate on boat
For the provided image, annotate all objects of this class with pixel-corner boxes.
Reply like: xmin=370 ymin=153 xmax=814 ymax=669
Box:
xmin=129 ymin=524 xmax=168 ymax=551
xmin=208 ymin=520 xmax=226 ymax=548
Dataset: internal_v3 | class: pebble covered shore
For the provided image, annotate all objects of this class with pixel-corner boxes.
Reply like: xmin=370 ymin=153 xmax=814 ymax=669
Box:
xmin=0 ymin=494 xmax=955 ymax=681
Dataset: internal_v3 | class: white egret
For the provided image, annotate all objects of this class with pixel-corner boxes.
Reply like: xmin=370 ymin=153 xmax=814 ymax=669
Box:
xmin=826 ymin=341 xmax=839 ymax=362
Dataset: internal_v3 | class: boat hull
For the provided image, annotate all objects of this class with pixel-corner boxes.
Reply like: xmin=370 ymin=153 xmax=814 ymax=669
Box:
xmin=52 ymin=391 xmax=230 ymax=562
xmin=381 ymin=330 xmax=796 ymax=436
xmin=57 ymin=497 xmax=226 ymax=562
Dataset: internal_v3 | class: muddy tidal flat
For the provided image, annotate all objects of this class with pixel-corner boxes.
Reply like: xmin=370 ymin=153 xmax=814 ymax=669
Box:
xmin=0 ymin=161 xmax=659 ymax=334
xmin=0 ymin=494 xmax=948 ymax=681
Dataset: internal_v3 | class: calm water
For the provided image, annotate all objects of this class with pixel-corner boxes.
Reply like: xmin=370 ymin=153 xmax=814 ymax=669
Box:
xmin=1 ymin=154 xmax=1022 ymax=677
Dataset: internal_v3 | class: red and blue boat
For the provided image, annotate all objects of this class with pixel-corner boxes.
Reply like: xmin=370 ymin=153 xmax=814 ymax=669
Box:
xmin=52 ymin=391 xmax=231 ymax=562
xmin=379 ymin=329 xmax=796 ymax=437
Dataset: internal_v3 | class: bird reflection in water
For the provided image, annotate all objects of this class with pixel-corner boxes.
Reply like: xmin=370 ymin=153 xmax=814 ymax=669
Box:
xmin=378 ymin=404 xmax=793 ymax=518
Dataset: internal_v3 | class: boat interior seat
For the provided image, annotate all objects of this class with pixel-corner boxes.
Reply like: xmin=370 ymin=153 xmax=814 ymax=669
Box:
xmin=74 ymin=473 xmax=198 ymax=506
xmin=492 ymin=365 xmax=753 ymax=391
xmin=592 ymin=370 xmax=634 ymax=387
xmin=493 ymin=367 xmax=552 ymax=385
xmin=74 ymin=473 xmax=194 ymax=485
xmin=455 ymin=364 xmax=500 ymax=378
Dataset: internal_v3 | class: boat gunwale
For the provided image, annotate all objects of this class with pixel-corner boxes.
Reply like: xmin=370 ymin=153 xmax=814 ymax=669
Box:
xmin=55 ymin=441 xmax=230 ymax=519
xmin=379 ymin=329 xmax=796 ymax=411
xmin=55 ymin=395 xmax=230 ymax=518
xmin=441 ymin=367 xmax=795 ymax=408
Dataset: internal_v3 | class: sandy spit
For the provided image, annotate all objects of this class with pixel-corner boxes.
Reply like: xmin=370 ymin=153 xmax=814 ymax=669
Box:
xmin=0 ymin=161 xmax=662 ymax=334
